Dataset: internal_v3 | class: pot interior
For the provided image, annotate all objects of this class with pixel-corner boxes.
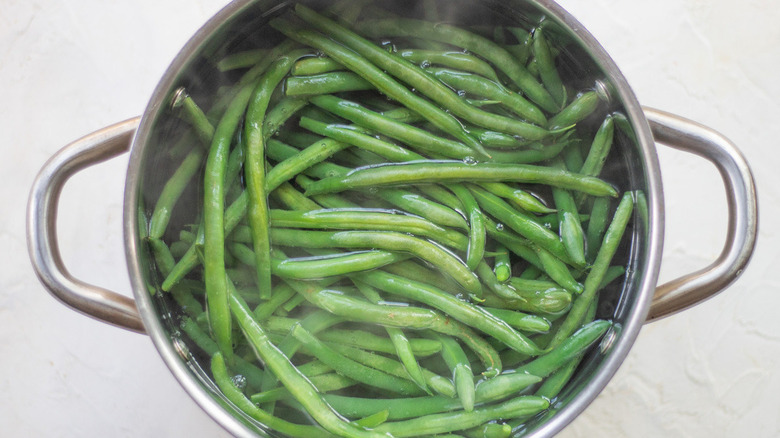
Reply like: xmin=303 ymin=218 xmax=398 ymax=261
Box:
xmin=127 ymin=0 xmax=661 ymax=436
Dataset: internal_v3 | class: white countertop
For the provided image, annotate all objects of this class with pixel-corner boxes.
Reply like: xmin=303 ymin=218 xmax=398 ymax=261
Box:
xmin=3 ymin=0 xmax=776 ymax=436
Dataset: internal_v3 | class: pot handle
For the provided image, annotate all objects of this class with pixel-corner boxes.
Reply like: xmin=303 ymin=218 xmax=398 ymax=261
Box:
xmin=26 ymin=117 xmax=146 ymax=333
xmin=643 ymin=107 xmax=758 ymax=322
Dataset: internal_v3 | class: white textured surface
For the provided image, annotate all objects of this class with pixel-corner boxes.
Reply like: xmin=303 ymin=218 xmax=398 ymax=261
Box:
xmin=2 ymin=0 xmax=776 ymax=436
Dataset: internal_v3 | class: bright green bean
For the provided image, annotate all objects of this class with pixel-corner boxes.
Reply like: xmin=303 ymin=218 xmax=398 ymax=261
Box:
xmin=285 ymin=71 xmax=372 ymax=96
xmin=229 ymin=289 xmax=384 ymax=438
xmin=548 ymin=192 xmax=633 ymax=349
xmin=271 ymin=17 xmax=489 ymax=158
xmin=532 ymin=27 xmax=566 ymax=108
xmin=305 ymin=161 xmax=618 ymax=198
xmin=354 ymin=18 xmax=558 ymax=113
xmin=294 ymin=5 xmax=551 ymax=148
xmin=245 ymin=53 xmax=306 ymax=300
xmin=493 ymin=244 xmax=512 ymax=282
xmin=397 ymin=49 xmax=500 ymax=82
xmin=427 ymin=68 xmax=546 ymax=126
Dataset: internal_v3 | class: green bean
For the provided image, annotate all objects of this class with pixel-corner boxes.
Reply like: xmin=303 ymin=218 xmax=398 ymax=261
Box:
xmin=585 ymin=197 xmax=611 ymax=263
xmin=210 ymin=352 xmax=332 ymax=437
xmin=548 ymin=90 xmax=601 ymax=130
xmin=372 ymin=395 xmax=549 ymax=437
xmin=285 ymin=71 xmax=372 ymax=96
xmin=299 ymin=116 xmax=425 ymax=162
xmin=270 ymin=18 xmax=489 ymax=158
xmin=493 ymin=244 xmax=512 ymax=282
xmin=469 ymin=185 xmax=572 ymax=265
xmin=250 ymin=372 xmax=356 ymax=405
xmin=171 ymin=89 xmax=215 ymax=144
xmin=322 ymin=371 xmax=540 ymax=422
xmin=433 ymin=333 xmax=476 ymax=412
xmin=291 ymin=56 xmax=344 ymax=76
xmin=309 ymin=95 xmax=474 ymax=160
xmin=285 ymin=276 xmax=500 ymax=374
xmin=534 ymin=245 xmax=584 ymax=294
xmin=476 ymin=182 xmax=554 ymax=215
xmin=427 ymin=68 xmax=546 ymax=126
xmin=576 ymin=115 xmax=615 ymax=202
xmin=201 ymin=76 xmax=263 ymax=360
xmin=245 ymin=53 xmax=306 ymax=300
xmin=514 ymin=319 xmax=611 ymax=377
xmin=329 ymin=343 xmax=455 ymax=398
xmin=229 ymin=289 xmax=385 ymax=438
xmin=270 ymin=228 xmax=482 ymax=296
xmin=269 ymin=208 xmax=468 ymax=250
xmin=253 ymin=283 xmax=296 ymax=321
xmin=549 ymin=157 xmax=587 ymax=267
xmin=481 ymin=307 xmax=550 ymax=333
xmin=486 ymin=137 xmax=570 ymax=164
xmin=294 ymin=5 xmax=552 ymax=146
xmin=292 ymin=324 xmax=426 ymax=396
xmin=397 ymin=49 xmax=500 ymax=82
xmin=355 ymin=282 xmax=429 ymax=393
xmin=354 ymin=18 xmax=558 ymax=113
xmin=272 ymin=181 xmax=322 ymax=212
xmin=356 ymin=270 xmax=543 ymax=358
xmin=216 ymin=49 xmax=270 ymax=72
xmin=481 ymin=288 xmax=572 ymax=316
xmin=532 ymin=27 xmax=566 ymax=108
xmin=450 ymin=184 xmax=486 ymax=271
xmin=548 ymin=192 xmax=633 ymax=349
xmin=266 ymin=137 xmax=469 ymax=229
xmin=319 ymin=328 xmax=442 ymax=357
xmin=465 ymin=127 xmax=531 ymax=149
xmin=269 ymin=249 xmax=404 ymax=279
xmin=463 ymin=423 xmax=512 ymax=438
xmin=305 ymin=161 xmax=618 ymax=198
xmin=355 ymin=410 xmax=390 ymax=429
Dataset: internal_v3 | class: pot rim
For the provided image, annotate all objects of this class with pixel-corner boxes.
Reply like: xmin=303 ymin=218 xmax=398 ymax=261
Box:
xmin=123 ymin=1 xmax=664 ymax=436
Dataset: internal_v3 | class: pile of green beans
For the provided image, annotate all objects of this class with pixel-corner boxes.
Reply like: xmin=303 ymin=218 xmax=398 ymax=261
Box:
xmin=146 ymin=2 xmax=638 ymax=437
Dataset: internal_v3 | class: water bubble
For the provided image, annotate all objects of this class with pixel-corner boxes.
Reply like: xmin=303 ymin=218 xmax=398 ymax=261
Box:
xmin=420 ymin=60 xmax=431 ymax=68
xmin=495 ymin=223 xmax=505 ymax=231
xmin=463 ymin=156 xmax=477 ymax=165
xmin=231 ymin=374 xmax=247 ymax=391
xmin=367 ymin=187 xmax=379 ymax=195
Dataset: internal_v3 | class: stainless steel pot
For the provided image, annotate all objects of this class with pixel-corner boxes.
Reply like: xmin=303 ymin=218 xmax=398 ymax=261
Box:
xmin=27 ymin=0 xmax=758 ymax=436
